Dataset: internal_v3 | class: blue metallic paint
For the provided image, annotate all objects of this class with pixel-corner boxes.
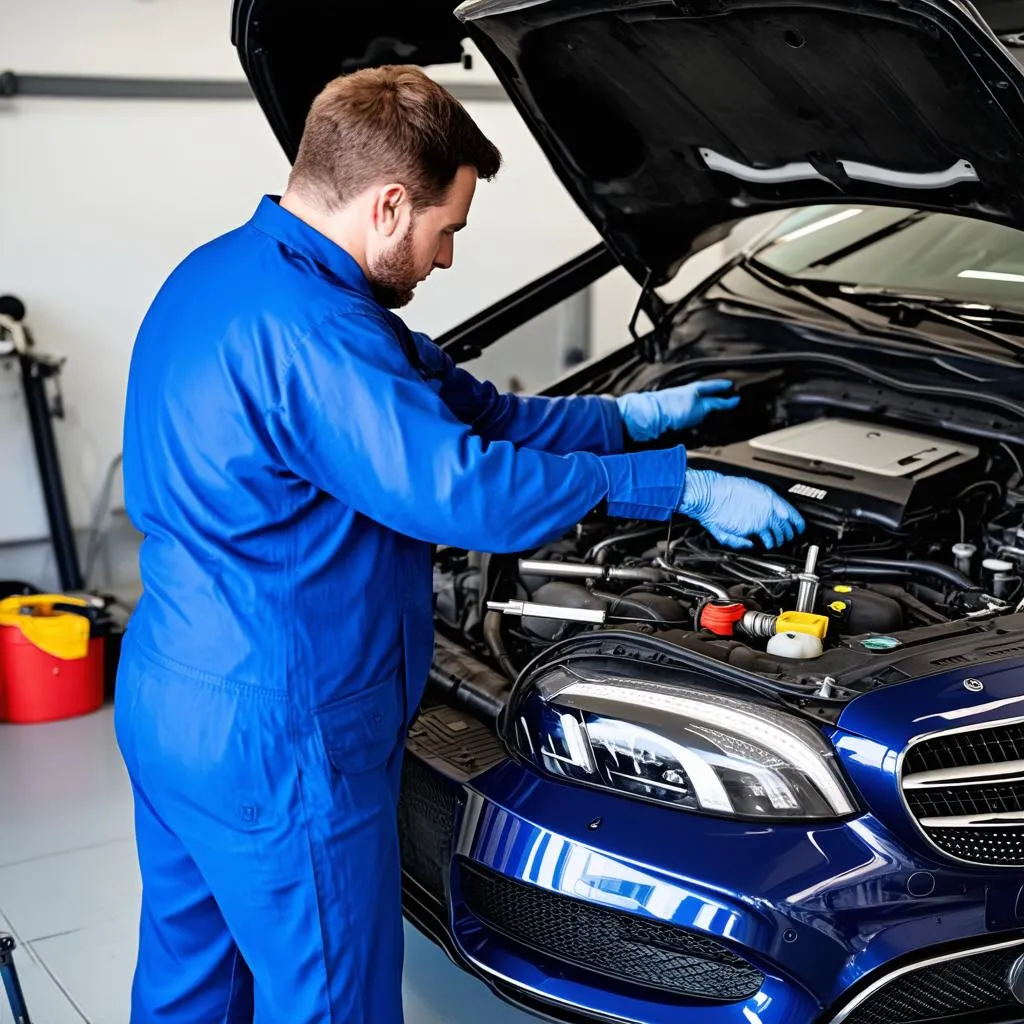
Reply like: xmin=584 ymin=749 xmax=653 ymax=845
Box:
xmin=838 ymin=656 xmax=1024 ymax=749
xmin=413 ymin=659 xmax=1024 ymax=1022
xmin=834 ymin=656 xmax=1024 ymax=859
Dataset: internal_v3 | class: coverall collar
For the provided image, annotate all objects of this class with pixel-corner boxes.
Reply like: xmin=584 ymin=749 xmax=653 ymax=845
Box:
xmin=250 ymin=195 xmax=374 ymax=299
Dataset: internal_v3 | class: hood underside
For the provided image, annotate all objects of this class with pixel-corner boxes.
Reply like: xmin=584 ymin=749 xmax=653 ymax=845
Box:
xmin=235 ymin=0 xmax=1024 ymax=285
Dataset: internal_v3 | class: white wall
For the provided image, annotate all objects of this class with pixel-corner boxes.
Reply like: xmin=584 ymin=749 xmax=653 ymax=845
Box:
xmin=5 ymin=0 xmax=238 ymax=77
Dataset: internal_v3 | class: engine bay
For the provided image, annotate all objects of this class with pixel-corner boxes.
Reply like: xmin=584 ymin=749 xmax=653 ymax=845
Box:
xmin=432 ymin=339 xmax=1024 ymax=713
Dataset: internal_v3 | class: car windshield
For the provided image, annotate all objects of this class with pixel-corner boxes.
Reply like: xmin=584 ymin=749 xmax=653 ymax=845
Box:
xmin=749 ymin=205 xmax=1024 ymax=314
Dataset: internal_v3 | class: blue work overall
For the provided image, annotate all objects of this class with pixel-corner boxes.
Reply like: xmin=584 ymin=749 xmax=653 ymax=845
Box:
xmin=115 ymin=195 xmax=686 ymax=1023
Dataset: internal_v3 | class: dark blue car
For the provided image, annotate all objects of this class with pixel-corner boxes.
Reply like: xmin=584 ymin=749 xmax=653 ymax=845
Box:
xmin=234 ymin=1 xmax=1024 ymax=1020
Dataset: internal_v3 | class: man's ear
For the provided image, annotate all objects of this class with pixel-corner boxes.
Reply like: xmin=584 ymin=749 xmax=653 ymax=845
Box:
xmin=373 ymin=183 xmax=407 ymax=238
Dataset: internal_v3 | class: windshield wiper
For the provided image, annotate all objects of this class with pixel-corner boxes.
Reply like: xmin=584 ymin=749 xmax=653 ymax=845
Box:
xmin=739 ymin=261 xmax=1024 ymax=368
xmin=834 ymin=285 xmax=1024 ymax=358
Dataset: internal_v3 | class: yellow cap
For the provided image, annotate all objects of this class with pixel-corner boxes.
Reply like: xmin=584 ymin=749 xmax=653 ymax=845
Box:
xmin=776 ymin=610 xmax=829 ymax=640
xmin=830 ymin=600 xmax=848 ymax=613
xmin=834 ymin=585 xmax=852 ymax=594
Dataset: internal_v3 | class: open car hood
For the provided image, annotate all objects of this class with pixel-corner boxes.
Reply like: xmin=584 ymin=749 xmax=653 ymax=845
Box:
xmin=234 ymin=0 xmax=1024 ymax=286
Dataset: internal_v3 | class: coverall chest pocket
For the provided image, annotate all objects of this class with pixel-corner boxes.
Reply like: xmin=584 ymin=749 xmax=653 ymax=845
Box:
xmin=313 ymin=672 xmax=403 ymax=774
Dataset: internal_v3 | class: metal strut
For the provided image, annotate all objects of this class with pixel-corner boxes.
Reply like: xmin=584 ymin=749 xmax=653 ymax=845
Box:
xmin=0 ymin=933 xmax=32 ymax=1024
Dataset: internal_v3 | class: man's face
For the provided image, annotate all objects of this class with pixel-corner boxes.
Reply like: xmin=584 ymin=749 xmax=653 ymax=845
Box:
xmin=367 ymin=165 xmax=477 ymax=308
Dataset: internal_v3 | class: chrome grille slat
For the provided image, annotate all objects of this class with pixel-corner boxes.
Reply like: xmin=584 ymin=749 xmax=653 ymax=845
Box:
xmin=900 ymin=717 xmax=1024 ymax=866
xmin=908 ymin=779 xmax=1024 ymax=818
xmin=903 ymin=758 xmax=1024 ymax=788
xmin=904 ymin=722 xmax=1024 ymax=773
xmin=920 ymin=812 xmax=1024 ymax=827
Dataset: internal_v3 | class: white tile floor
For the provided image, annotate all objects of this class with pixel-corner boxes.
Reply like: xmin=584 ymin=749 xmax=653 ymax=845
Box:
xmin=0 ymin=706 xmax=539 ymax=1024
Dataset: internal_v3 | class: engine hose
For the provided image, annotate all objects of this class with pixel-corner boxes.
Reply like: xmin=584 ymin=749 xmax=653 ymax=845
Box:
xmin=826 ymin=558 xmax=974 ymax=590
xmin=429 ymin=635 xmax=512 ymax=722
xmin=866 ymin=583 xmax=946 ymax=625
xmin=653 ymin=558 xmax=731 ymax=600
xmin=484 ymin=610 xmax=519 ymax=681
xmin=589 ymin=588 xmax=663 ymax=622
xmin=739 ymin=610 xmax=778 ymax=640
xmin=586 ymin=526 xmax=664 ymax=565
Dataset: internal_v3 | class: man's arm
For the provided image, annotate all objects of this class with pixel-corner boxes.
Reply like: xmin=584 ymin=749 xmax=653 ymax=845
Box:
xmin=266 ymin=313 xmax=687 ymax=554
xmin=407 ymin=329 xmax=626 ymax=456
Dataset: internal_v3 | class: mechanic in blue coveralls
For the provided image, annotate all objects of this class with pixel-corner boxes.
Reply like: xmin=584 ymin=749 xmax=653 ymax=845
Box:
xmin=116 ymin=65 xmax=805 ymax=1023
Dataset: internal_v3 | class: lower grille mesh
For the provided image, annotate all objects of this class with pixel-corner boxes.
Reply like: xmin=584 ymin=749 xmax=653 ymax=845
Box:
xmin=459 ymin=861 xmax=764 ymax=1002
xmin=841 ymin=946 xmax=1024 ymax=1024
xmin=397 ymin=754 xmax=458 ymax=899
xmin=926 ymin=827 xmax=1024 ymax=866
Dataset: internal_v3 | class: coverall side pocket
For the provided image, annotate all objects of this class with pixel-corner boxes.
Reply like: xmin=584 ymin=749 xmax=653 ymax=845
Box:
xmin=312 ymin=672 xmax=403 ymax=775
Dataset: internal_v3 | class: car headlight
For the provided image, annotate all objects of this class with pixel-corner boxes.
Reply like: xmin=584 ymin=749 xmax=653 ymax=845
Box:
xmin=509 ymin=669 xmax=857 ymax=820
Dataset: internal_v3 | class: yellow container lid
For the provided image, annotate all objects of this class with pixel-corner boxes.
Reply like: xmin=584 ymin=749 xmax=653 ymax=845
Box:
xmin=0 ymin=594 xmax=91 ymax=660
xmin=776 ymin=610 xmax=829 ymax=640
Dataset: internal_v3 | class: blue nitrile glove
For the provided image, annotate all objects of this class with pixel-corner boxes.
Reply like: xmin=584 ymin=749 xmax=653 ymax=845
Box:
xmin=678 ymin=470 xmax=806 ymax=550
xmin=616 ymin=380 xmax=739 ymax=442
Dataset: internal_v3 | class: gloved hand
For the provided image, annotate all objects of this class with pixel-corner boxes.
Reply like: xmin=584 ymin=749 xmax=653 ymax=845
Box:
xmin=616 ymin=380 xmax=739 ymax=442
xmin=678 ymin=470 xmax=806 ymax=550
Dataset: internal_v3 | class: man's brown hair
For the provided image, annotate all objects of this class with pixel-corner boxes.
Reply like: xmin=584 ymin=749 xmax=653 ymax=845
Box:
xmin=287 ymin=65 xmax=502 ymax=211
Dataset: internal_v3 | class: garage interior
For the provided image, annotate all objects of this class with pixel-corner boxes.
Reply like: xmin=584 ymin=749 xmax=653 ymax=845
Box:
xmin=6 ymin=1 xmax=1024 ymax=1023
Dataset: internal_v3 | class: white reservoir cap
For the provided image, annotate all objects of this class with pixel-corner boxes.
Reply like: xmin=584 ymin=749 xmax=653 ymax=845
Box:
xmin=983 ymin=558 xmax=1015 ymax=573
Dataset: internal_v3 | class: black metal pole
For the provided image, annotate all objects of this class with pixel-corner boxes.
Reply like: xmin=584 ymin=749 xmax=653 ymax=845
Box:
xmin=19 ymin=352 xmax=84 ymax=592
xmin=0 ymin=934 xmax=32 ymax=1024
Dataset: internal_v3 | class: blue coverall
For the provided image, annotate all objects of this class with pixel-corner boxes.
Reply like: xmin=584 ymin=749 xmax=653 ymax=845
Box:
xmin=116 ymin=195 xmax=688 ymax=1023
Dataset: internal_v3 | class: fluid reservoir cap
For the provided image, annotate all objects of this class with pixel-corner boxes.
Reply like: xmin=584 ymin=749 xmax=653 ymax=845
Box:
xmin=767 ymin=631 xmax=823 ymax=660
xmin=834 ymin=585 xmax=852 ymax=594
xmin=700 ymin=602 xmax=747 ymax=636
xmin=861 ymin=636 xmax=901 ymax=651
xmin=830 ymin=601 xmax=848 ymax=613
xmin=952 ymin=543 xmax=977 ymax=558
xmin=776 ymin=610 xmax=829 ymax=639
xmin=983 ymin=558 xmax=1015 ymax=573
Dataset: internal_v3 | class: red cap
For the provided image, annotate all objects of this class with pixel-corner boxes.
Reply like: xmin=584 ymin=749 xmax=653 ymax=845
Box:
xmin=700 ymin=602 xmax=747 ymax=636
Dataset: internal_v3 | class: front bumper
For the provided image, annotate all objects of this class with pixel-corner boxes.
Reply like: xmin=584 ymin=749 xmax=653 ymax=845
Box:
xmin=399 ymin=705 xmax=1024 ymax=1024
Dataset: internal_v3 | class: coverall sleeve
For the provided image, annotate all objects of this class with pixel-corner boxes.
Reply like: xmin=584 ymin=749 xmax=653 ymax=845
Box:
xmin=409 ymin=330 xmax=626 ymax=456
xmin=267 ymin=312 xmax=683 ymax=554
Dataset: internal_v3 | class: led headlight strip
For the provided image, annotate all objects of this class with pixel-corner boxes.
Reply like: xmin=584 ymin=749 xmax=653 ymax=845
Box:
xmin=561 ymin=681 xmax=855 ymax=816
xmin=523 ymin=675 xmax=857 ymax=819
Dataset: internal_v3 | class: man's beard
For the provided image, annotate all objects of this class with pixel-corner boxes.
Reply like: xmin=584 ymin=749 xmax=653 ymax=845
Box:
xmin=367 ymin=225 xmax=419 ymax=309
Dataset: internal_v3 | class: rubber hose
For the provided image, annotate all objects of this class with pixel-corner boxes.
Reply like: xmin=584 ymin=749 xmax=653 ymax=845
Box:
xmin=866 ymin=583 xmax=946 ymax=625
xmin=828 ymin=558 xmax=974 ymax=590
xmin=429 ymin=636 xmax=512 ymax=722
xmin=484 ymin=610 xmax=519 ymax=681
xmin=589 ymin=588 xmax=662 ymax=621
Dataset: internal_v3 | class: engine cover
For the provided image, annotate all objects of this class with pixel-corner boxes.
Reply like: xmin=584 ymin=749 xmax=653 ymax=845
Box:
xmin=687 ymin=418 xmax=981 ymax=529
